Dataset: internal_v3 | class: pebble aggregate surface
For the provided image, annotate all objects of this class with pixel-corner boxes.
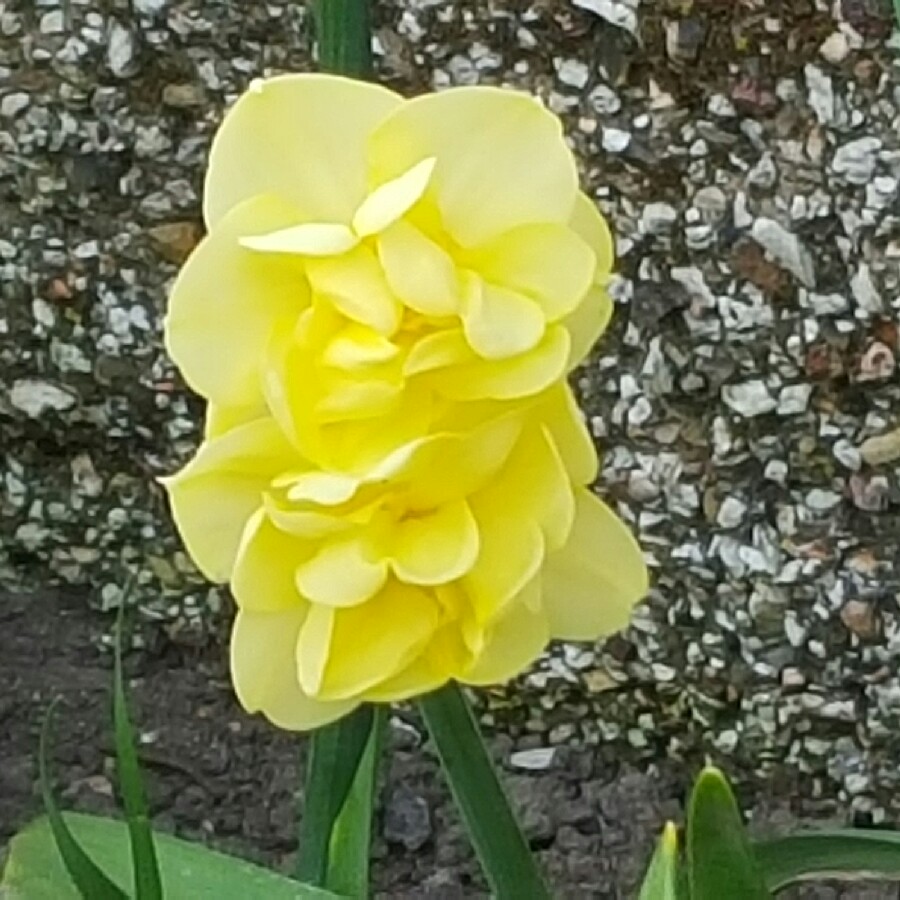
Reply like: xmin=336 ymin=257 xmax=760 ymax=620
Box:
xmin=4 ymin=0 xmax=900 ymax=839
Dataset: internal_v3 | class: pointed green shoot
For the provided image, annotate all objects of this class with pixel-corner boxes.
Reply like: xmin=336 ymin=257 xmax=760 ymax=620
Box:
xmin=38 ymin=701 xmax=129 ymax=899
xmin=112 ymin=608 xmax=163 ymax=899
xmin=687 ymin=767 xmax=770 ymax=900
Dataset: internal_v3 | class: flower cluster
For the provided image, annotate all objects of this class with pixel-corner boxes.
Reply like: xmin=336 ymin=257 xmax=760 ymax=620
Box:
xmin=163 ymin=75 xmax=648 ymax=730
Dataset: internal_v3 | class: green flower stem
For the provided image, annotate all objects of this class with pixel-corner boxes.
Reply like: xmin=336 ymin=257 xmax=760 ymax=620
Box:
xmin=296 ymin=706 xmax=377 ymax=886
xmin=313 ymin=0 xmax=373 ymax=79
xmin=419 ymin=683 xmax=551 ymax=900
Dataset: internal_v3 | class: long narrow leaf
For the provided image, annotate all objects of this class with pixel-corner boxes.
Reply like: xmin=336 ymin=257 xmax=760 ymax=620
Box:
xmin=2 ymin=812 xmax=345 ymax=900
xmin=419 ymin=682 xmax=551 ymax=900
xmin=38 ymin=702 xmax=129 ymax=900
xmin=313 ymin=0 xmax=372 ymax=78
xmin=113 ymin=610 xmax=163 ymax=899
xmin=326 ymin=707 xmax=386 ymax=898
xmin=687 ymin=767 xmax=770 ymax=900
xmin=639 ymin=822 xmax=682 ymax=900
xmin=296 ymin=705 xmax=376 ymax=885
xmin=755 ymin=830 xmax=900 ymax=892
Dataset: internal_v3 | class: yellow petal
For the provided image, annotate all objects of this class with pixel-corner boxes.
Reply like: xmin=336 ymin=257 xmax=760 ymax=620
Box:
xmin=306 ymin=245 xmax=402 ymax=336
xmin=163 ymin=418 xmax=299 ymax=581
xmin=203 ymin=403 xmax=267 ymax=440
xmin=352 ymin=157 xmax=436 ymax=237
xmin=461 ymin=581 xmax=549 ymax=686
xmin=361 ymin=624 xmax=469 ymax=701
xmin=463 ymin=223 xmax=594 ymax=321
xmin=403 ymin=329 xmax=472 ymax=376
xmin=296 ymin=537 xmax=388 ymax=607
xmin=391 ymin=500 xmax=480 ymax=585
xmin=464 ymin=491 xmax=545 ymax=622
xmin=539 ymin=384 xmax=599 ymax=486
xmin=205 ymin=74 xmax=402 ymax=228
xmin=323 ymin=324 xmax=400 ymax=369
xmin=368 ymin=87 xmax=578 ymax=247
xmin=375 ymin=412 xmax=523 ymax=509
xmin=569 ymin=192 xmax=615 ymax=281
xmin=232 ymin=509 xmax=310 ymax=611
xmin=432 ymin=324 xmax=570 ymax=401
xmin=378 ymin=220 xmax=459 ymax=316
xmin=264 ymin=493 xmax=353 ymax=540
xmin=484 ymin=424 xmax=574 ymax=551
xmin=561 ymin=285 xmax=613 ymax=371
xmin=314 ymin=377 xmax=403 ymax=423
xmin=460 ymin=276 xmax=546 ymax=360
xmin=285 ymin=471 xmax=361 ymax=505
xmin=231 ymin=608 xmax=356 ymax=730
xmin=542 ymin=489 xmax=648 ymax=640
xmin=314 ymin=581 xmax=440 ymax=701
xmin=240 ymin=222 xmax=358 ymax=257
xmin=165 ymin=195 xmax=308 ymax=408
xmin=297 ymin=603 xmax=335 ymax=696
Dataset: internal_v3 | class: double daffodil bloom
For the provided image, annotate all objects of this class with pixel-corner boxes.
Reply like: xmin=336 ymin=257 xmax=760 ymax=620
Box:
xmin=163 ymin=74 xmax=648 ymax=730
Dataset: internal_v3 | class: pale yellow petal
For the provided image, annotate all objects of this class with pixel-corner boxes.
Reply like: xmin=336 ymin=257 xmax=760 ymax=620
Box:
xmin=539 ymin=384 xmax=599 ymax=486
xmin=203 ymin=403 xmax=267 ymax=440
xmin=296 ymin=603 xmax=335 ymax=696
xmin=264 ymin=493 xmax=353 ymax=540
xmin=323 ymin=324 xmax=400 ymax=369
xmin=561 ymin=285 xmax=613 ymax=370
xmin=231 ymin=608 xmax=356 ymax=731
xmin=460 ymin=276 xmax=545 ymax=360
xmin=205 ymin=74 xmax=402 ymax=228
xmin=569 ymin=192 xmax=615 ymax=281
xmin=285 ymin=471 xmax=361 ymax=505
xmin=232 ymin=509 xmax=310 ymax=611
xmin=378 ymin=220 xmax=459 ymax=317
xmin=315 ymin=377 xmax=403 ymax=423
xmin=306 ymin=245 xmax=402 ymax=336
xmin=463 ymin=223 xmax=594 ymax=321
xmin=376 ymin=412 xmax=523 ymax=510
xmin=368 ymin=87 xmax=578 ymax=246
xmin=464 ymin=491 xmax=545 ymax=622
xmin=163 ymin=418 xmax=299 ymax=581
xmin=314 ymin=581 xmax=441 ymax=701
xmin=461 ymin=581 xmax=549 ymax=686
xmin=352 ymin=157 xmax=436 ymax=237
xmin=431 ymin=324 xmax=570 ymax=401
xmin=542 ymin=489 xmax=648 ymax=640
xmin=391 ymin=500 xmax=479 ymax=585
xmin=362 ymin=624 xmax=469 ymax=701
xmin=165 ymin=195 xmax=308 ymax=408
xmin=240 ymin=222 xmax=358 ymax=257
xmin=296 ymin=537 xmax=388 ymax=607
xmin=403 ymin=329 xmax=472 ymax=376
xmin=485 ymin=424 xmax=574 ymax=551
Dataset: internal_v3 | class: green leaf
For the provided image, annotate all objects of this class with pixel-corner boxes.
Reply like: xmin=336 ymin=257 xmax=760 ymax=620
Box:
xmin=1 ymin=813 xmax=345 ymax=900
xmin=37 ymin=702 xmax=129 ymax=900
xmin=639 ymin=822 xmax=681 ymax=900
xmin=313 ymin=0 xmax=372 ymax=79
xmin=296 ymin=705 xmax=376 ymax=886
xmin=687 ymin=767 xmax=770 ymax=900
xmin=326 ymin=707 xmax=386 ymax=898
xmin=418 ymin=682 xmax=551 ymax=900
xmin=755 ymin=829 xmax=900 ymax=892
xmin=113 ymin=609 xmax=162 ymax=900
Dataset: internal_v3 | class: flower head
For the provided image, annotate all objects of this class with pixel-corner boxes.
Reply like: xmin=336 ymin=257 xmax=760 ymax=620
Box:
xmin=163 ymin=75 xmax=647 ymax=729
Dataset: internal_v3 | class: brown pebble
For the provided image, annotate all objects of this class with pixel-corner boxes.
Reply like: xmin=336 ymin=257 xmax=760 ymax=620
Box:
xmin=148 ymin=221 xmax=204 ymax=264
xmin=46 ymin=277 xmax=73 ymax=302
xmin=840 ymin=600 xmax=878 ymax=640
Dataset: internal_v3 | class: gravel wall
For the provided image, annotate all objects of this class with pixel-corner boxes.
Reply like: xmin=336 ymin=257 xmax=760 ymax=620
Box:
xmin=5 ymin=0 xmax=900 ymax=821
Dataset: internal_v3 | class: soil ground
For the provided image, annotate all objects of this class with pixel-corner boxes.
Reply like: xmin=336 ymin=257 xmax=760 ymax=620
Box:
xmin=1 ymin=589 xmax=896 ymax=898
